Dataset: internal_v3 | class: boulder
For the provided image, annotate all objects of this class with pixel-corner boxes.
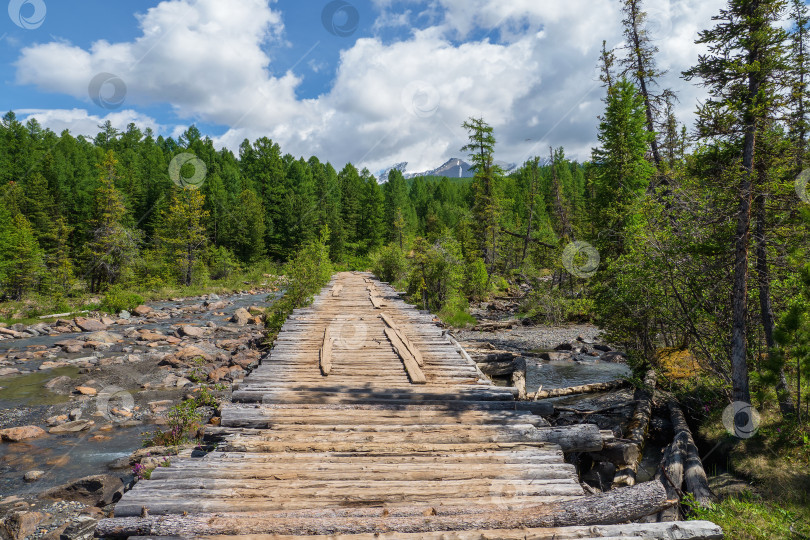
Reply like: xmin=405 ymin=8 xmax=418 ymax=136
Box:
xmin=48 ymin=420 xmax=94 ymax=434
xmin=247 ymin=306 xmax=265 ymax=316
xmin=23 ymin=470 xmax=44 ymax=482
xmin=46 ymin=414 xmax=68 ymax=426
xmin=0 ymin=511 xmax=44 ymax=540
xmin=74 ymin=318 xmax=107 ymax=332
xmin=175 ymin=345 xmax=214 ymax=362
xmin=75 ymin=386 xmax=98 ymax=396
xmin=594 ymin=343 xmax=612 ymax=352
xmin=84 ymin=331 xmax=123 ymax=344
xmin=207 ymin=366 xmax=231 ymax=383
xmin=137 ymin=330 xmax=165 ymax=342
xmin=0 ymin=328 xmax=26 ymax=339
xmin=179 ymin=325 xmax=206 ymax=338
xmin=554 ymin=342 xmax=573 ymax=351
xmin=0 ymin=425 xmax=47 ymax=442
xmin=119 ymin=310 xmax=131 ymax=320
xmin=602 ymin=351 xmax=628 ymax=363
xmin=39 ymin=474 xmax=124 ymax=507
xmin=540 ymin=351 xmax=572 ymax=362
xmin=132 ymin=305 xmax=152 ymax=316
xmin=44 ymin=375 xmax=72 ymax=390
xmin=230 ymin=308 xmax=251 ymax=326
xmin=0 ymin=367 xmax=20 ymax=377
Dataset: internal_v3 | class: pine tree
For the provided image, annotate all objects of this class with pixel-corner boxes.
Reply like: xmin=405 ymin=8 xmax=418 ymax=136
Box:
xmin=683 ymin=0 xmax=789 ymax=404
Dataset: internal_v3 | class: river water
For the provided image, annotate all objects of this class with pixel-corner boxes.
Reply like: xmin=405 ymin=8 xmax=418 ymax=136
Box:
xmin=0 ymin=291 xmax=274 ymax=498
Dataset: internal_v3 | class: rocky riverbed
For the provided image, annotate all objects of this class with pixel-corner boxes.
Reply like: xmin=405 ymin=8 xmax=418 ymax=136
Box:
xmin=0 ymin=287 xmax=279 ymax=539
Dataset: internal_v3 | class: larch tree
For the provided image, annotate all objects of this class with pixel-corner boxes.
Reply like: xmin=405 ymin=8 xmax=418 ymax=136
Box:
xmin=619 ymin=0 xmax=673 ymax=171
xmin=683 ymin=0 xmax=789 ymax=404
xmin=158 ymin=187 xmax=209 ymax=286
xmin=462 ymin=117 xmax=501 ymax=273
xmin=84 ymin=151 xmax=138 ymax=292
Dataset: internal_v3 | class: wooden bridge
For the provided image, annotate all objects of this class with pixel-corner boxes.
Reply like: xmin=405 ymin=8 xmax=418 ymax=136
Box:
xmin=97 ymin=273 xmax=722 ymax=539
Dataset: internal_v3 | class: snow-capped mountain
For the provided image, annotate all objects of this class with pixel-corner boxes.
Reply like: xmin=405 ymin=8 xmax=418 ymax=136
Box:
xmin=378 ymin=158 xmax=518 ymax=182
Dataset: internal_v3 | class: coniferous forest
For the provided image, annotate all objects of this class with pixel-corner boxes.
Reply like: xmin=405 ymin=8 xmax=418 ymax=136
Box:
xmin=2 ymin=0 xmax=810 ymax=535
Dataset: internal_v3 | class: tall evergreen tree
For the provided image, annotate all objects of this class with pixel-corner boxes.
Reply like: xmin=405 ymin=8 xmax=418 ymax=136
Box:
xmin=683 ymin=0 xmax=789 ymax=404
xmin=84 ymin=151 xmax=138 ymax=292
xmin=157 ymin=188 xmax=209 ymax=286
xmin=462 ymin=117 xmax=501 ymax=273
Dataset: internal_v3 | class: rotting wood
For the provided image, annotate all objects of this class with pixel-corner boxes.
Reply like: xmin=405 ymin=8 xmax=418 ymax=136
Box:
xmin=656 ymin=430 xmax=687 ymax=521
xmin=384 ymin=327 xmax=426 ymax=384
xmin=511 ymin=357 xmax=527 ymax=400
xmin=613 ymin=369 xmax=656 ymax=488
xmin=122 ymin=520 xmax=724 ymax=539
xmin=99 ymin=481 xmax=673 ymax=537
xmin=319 ymin=327 xmax=333 ymax=376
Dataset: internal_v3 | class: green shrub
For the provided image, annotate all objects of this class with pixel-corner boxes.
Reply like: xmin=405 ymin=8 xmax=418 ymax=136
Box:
xmin=266 ymin=229 xmax=333 ymax=345
xmin=100 ymin=285 xmax=144 ymax=314
xmin=206 ymin=245 xmax=241 ymax=280
xmin=372 ymin=244 xmax=408 ymax=284
xmin=464 ymin=257 xmax=489 ymax=302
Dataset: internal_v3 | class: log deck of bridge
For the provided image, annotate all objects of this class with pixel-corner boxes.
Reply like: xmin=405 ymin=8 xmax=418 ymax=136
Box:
xmin=97 ymin=272 xmax=722 ymax=539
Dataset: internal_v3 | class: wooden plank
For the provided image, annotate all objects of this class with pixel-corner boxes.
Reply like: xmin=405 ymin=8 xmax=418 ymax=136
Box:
xmin=319 ymin=327 xmax=333 ymax=376
xmin=384 ymin=327 xmax=426 ymax=384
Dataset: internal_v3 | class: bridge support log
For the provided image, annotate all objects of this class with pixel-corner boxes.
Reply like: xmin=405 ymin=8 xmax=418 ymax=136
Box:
xmin=98 ymin=481 xmax=675 ymax=538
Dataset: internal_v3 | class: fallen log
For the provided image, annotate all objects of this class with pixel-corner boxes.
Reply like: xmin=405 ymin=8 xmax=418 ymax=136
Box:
xmin=98 ymin=481 xmax=674 ymax=537
xmin=613 ymin=369 xmax=656 ymax=487
xmin=528 ymin=379 xmax=628 ymax=400
xmin=587 ymin=439 xmax=640 ymax=467
xmin=669 ymin=399 xmax=715 ymax=508
xmin=478 ymin=361 xmax=518 ymax=377
xmin=472 ymin=321 xmax=515 ymax=332
xmin=121 ymin=521 xmax=724 ymax=540
xmin=656 ymin=430 xmax=687 ymax=521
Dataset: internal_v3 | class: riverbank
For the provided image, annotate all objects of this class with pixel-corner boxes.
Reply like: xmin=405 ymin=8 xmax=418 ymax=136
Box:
xmin=0 ymin=287 xmax=277 ymax=539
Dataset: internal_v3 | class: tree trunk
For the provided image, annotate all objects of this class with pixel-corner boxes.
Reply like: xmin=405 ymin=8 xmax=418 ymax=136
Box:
xmin=628 ymin=0 xmax=662 ymax=171
xmin=730 ymin=63 xmax=761 ymax=405
xmin=668 ymin=400 xmax=714 ymax=507
xmin=754 ymin=194 xmax=795 ymax=416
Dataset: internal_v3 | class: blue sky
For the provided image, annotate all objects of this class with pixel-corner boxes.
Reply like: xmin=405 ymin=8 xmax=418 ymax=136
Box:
xmin=1 ymin=0 xmax=753 ymax=173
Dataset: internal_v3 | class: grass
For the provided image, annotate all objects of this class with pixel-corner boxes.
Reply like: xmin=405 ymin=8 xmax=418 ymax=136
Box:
xmin=0 ymin=262 xmax=283 ymax=323
xmin=679 ymin=379 xmax=810 ymax=540
xmin=685 ymin=491 xmax=810 ymax=539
